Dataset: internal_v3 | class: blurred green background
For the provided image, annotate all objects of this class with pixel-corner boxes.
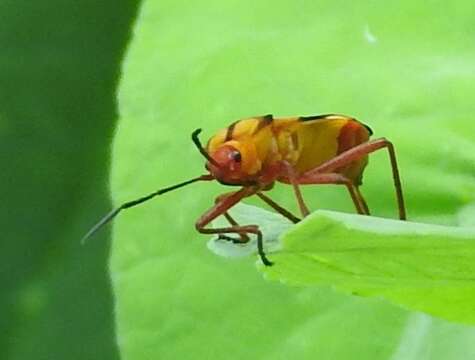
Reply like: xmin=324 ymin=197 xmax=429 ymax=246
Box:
xmin=112 ymin=1 xmax=475 ymax=360
xmin=0 ymin=1 xmax=139 ymax=359
xmin=2 ymin=1 xmax=475 ymax=360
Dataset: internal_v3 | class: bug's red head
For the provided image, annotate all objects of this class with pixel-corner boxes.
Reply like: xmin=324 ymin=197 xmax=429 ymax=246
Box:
xmin=207 ymin=141 xmax=261 ymax=185
xmin=207 ymin=145 xmax=244 ymax=185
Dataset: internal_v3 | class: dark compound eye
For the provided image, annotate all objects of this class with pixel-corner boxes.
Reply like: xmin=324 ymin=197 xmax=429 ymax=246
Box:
xmin=230 ymin=150 xmax=241 ymax=162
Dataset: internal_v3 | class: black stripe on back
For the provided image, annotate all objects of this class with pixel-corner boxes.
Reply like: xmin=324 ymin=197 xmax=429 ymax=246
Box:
xmin=253 ymin=114 xmax=273 ymax=134
xmin=225 ymin=121 xmax=238 ymax=141
xmin=301 ymin=114 xmax=374 ymax=136
xmin=299 ymin=114 xmax=338 ymax=121
xmin=362 ymin=123 xmax=373 ymax=136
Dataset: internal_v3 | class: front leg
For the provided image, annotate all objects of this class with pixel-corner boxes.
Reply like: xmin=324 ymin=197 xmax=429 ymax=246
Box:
xmin=218 ymin=212 xmax=250 ymax=244
xmin=214 ymin=191 xmax=250 ymax=243
xmin=195 ymin=186 xmax=273 ymax=266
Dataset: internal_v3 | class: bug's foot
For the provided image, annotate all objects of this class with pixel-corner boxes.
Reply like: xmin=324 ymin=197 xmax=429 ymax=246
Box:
xmin=260 ymin=253 xmax=274 ymax=266
xmin=217 ymin=233 xmax=250 ymax=244
xmin=263 ymin=259 xmax=274 ymax=266
xmin=217 ymin=234 xmax=241 ymax=243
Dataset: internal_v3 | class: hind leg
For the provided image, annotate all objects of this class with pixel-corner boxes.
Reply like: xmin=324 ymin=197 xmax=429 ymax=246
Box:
xmin=299 ymin=138 xmax=406 ymax=220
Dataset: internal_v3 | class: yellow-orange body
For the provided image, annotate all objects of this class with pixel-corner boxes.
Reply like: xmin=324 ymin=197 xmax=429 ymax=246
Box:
xmin=206 ymin=114 xmax=372 ymax=187
xmin=83 ymin=113 xmax=405 ymax=267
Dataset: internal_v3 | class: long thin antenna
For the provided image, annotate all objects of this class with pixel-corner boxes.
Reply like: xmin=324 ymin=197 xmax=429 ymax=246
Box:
xmin=191 ymin=128 xmax=220 ymax=167
xmin=81 ymin=174 xmax=213 ymax=244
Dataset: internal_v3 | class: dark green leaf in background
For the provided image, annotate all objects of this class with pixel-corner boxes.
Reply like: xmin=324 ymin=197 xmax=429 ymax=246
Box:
xmin=0 ymin=1 xmax=140 ymax=359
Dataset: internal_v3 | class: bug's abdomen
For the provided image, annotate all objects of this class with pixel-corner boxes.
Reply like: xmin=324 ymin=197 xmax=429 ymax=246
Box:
xmin=335 ymin=119 xmax=371 ymax=184
xmin=290 ymin=116 xmax=371 ymax=183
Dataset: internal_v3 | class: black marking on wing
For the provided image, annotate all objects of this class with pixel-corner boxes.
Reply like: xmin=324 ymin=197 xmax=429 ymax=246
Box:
xmin=253 ymin=114 xmax=274 ymax=134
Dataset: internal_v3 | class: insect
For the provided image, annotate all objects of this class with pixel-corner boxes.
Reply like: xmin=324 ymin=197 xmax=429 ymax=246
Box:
xmin=83 ymin=114 xmax=406 ymax=266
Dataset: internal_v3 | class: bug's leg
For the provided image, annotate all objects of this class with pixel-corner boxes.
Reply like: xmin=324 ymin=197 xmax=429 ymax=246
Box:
xmin=281 ymin=161 xmax=311 ymax=217
xmin=256 ymin=192 xmax=301 ymax=223
xmin=218 ymin=212 xmax=250 ymax=243
xmin=296 ymin=173 xmax=368 ymax=215
xmin=196 ymin=187 xmax=273 ymax=266
xmin=355 ymin=186 xmax=370 ymax=215
xmin=212 ymin=191 xmax=250 ymax=243
xmin=202 ymin=224 xmax=271 ymax=266
xmin=300 ymin=138 xmax=406 ymax=220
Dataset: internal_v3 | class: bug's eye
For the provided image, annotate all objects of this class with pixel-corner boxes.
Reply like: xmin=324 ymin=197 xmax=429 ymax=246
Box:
xmin=230 ymin=150 xmax=241 ymax=162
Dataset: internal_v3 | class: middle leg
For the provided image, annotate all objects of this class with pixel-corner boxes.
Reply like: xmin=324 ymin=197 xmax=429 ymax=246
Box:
xmin=281 ymin=161 xmax=311 ymax=217
xmin=256 ymin=192 xmax=301 ymax=223
xmin=296 ymin=172 xmax=370 ymax=215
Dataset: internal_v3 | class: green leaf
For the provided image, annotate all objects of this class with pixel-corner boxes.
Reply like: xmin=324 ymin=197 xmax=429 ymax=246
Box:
xmin=212 ymin=204 xmax=475 ymax=325
xmin=112 ymin=1 xmax=475 ymax=359
xmin=207 ymin=203 xmax=294 ymax=258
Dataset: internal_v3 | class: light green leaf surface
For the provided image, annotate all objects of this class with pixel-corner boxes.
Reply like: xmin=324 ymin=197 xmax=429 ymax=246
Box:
xmin=112 ymin=1 xmax=475 ymax=359
xmin=211 ymin=204 xmax=475 ymax=324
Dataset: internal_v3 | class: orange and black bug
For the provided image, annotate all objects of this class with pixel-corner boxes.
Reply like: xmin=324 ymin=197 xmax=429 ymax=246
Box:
xmin=82 ymin=114 xmax=406 ymax=266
